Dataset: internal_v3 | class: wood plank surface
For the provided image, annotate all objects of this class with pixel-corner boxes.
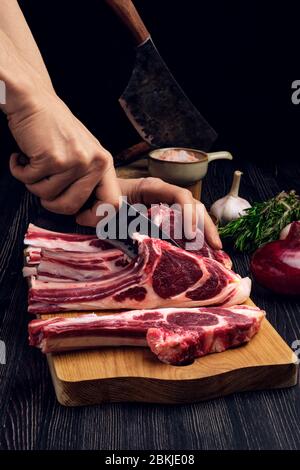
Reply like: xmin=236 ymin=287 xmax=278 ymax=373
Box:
xmin=0 ymin=161 xmax=300 ymax=449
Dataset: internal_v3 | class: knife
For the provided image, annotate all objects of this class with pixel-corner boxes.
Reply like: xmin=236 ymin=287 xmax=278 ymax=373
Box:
xmin=98 ymin=199 xmax=181 ymax=258
xmin=16 ymin=154 xmax=180 ymax=256
xmin=105 ymin=0 xmax=217 ymax=152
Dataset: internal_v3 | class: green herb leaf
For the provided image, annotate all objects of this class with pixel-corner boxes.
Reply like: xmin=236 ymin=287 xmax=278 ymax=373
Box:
xmin=218 ymin=191 xmax=300 ymax=252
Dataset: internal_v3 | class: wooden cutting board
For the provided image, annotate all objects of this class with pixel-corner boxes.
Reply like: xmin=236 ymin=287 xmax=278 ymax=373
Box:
xmin=39 ymin=163 xmax=298 ymax=406
xmin=43 ymin=299 xmax=298 ymax=406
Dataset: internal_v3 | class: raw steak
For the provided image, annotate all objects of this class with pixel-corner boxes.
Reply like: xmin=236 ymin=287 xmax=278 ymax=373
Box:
xmin=149 ymin=204 xmax=232 ymax=269
xmin=28 ymin=305 xmax=265 ymax=365
xmin=28 ymin=234 xmax=251 ymax=314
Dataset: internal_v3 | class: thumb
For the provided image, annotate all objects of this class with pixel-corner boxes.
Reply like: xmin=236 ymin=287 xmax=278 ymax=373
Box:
xmin=76 ymin=200 xmax=101 ymax=227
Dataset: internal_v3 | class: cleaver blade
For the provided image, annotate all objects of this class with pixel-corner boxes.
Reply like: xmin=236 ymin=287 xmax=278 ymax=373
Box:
xmin=106 ymin=0 xmax=217 ymax=151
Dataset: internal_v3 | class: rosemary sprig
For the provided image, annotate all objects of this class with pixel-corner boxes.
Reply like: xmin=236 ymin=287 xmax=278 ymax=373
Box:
xmin=218 ymin=190 xmax=300 ymax=252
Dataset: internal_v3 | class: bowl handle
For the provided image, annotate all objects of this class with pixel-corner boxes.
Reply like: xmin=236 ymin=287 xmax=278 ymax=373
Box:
xmin=207 ymin=151 xmax=233 ymax=162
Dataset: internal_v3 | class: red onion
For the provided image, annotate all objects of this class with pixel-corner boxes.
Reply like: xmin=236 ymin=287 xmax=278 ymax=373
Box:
xmin=250 ymin=221 xmax=300 ymax=295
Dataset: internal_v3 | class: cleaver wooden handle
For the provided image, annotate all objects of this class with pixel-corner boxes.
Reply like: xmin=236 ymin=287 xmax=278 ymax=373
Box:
xmin=114 ymin=141 xmax=152 ymax=167
xmin=105 ymin=0 xmax=150 ymax=45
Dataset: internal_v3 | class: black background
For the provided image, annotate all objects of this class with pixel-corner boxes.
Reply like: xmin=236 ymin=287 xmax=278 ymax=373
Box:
xmin=0 ymin=0 xmax=300 ymax=168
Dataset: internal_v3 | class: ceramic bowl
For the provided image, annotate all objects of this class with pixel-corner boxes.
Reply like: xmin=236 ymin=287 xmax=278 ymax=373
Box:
xmin=148 ymin=147 xmax=233 ymax=186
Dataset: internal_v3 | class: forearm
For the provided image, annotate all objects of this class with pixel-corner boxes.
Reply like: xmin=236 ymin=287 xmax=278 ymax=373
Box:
xmin=0 ymin=28 xmax=43 ymax=115
xmin=0 ymin=0 xmax=53 ymax=91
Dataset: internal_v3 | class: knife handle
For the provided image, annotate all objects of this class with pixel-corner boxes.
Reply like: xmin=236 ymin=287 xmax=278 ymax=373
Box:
xmin=105 ymin=0 xmax=150 ymax=45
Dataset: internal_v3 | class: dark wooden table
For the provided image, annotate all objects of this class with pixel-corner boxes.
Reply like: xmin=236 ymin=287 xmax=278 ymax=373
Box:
xmin=0 ymin=160 xmax=299 ymax=450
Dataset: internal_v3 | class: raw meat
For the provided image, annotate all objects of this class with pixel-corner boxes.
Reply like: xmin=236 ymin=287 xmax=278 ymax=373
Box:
xmin=23 ymin=204 xmax=232 ymax=282
xmin=28 ymin=305 xmax=265 ymax=364
xmin=23 ymin=224 xmax=128 ymax=282
xmin=149 ymin=205 xmax=232 ymax=269
xmin=25 ymin=246 xmax=42 ymax=264
xmin=28 ymin=234 xmax=251 ymax=314
xmin=24 ymin=223 xmax=116 ymax=252
xmin=24 ymin=248 xmax=128 ymax=282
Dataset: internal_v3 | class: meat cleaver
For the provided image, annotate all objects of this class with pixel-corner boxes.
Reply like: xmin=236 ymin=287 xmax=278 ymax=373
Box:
xmin=105 ymin=0 xmax=217 ymax=152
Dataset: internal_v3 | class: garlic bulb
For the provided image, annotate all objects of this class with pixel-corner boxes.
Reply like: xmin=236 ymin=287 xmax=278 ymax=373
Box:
xmin=280 ymin=221 xmax=300 ymax=240
xmin=280 ymin=223 xmax=292 ymax=240
xmin=210 ymin=170 xmax=251 ymax=225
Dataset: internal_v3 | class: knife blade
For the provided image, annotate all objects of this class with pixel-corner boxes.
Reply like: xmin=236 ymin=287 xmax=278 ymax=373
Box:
xmin=97 ymin=200 xmax=181 ymax=258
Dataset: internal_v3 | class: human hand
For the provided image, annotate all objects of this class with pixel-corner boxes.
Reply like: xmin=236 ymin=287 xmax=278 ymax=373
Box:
xmin=8 ymin=91 xmax=121 ymax=215
xmin=76 ymin=176 xmax=222 ymax=250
